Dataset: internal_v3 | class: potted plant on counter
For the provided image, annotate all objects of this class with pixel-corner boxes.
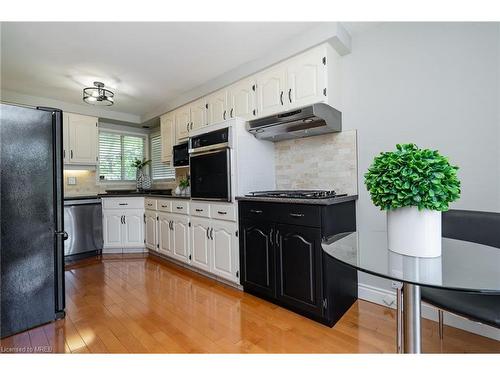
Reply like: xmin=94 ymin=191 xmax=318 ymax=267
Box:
xmin=132 ymin=158 xmax=151 ymax=191
xmin=364 ymin=143 xmax=460 ymax=257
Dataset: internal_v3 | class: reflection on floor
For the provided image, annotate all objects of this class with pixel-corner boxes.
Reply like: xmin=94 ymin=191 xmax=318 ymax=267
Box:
xmin=1 ymin=254 xmax=499 ymax=353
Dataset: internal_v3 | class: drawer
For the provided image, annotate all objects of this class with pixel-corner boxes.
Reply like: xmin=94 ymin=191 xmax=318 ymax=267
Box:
xmin=102 ymin=197 xmax=144 ymax=210
xmin=145 ymin=198 xmax=157 ymax=210
xmin=238 ymin=201 xmax=276 ymax=221
xmin=190 ymin=201 xmax=210 ymax=218
xmin=171 ymin=200 xmax=189 ymax=215
xmin=211 ymin=203 xmax=236 ymax=222
xmin=157 ymin=199 xmax=172 ymax=212
xmin=274 ymin=204 xmax=321 ymax=228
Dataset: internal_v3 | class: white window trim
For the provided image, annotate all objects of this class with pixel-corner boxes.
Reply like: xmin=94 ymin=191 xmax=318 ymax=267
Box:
xmin=97 ymin=128 xmax=149 ymax=185
xmin=149 ymin=130 xmax=175 ymax=182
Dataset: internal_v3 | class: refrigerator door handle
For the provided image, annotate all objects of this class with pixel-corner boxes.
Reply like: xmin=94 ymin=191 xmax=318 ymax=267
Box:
xmin=55 ymin=230 xmax=69 ymax=241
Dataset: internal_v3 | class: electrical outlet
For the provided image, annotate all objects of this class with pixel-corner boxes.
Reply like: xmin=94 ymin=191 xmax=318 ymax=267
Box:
xmin=67 ymin=176 xmax=77 ymax=185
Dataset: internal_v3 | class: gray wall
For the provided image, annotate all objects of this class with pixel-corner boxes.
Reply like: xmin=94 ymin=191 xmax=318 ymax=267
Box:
xmin=340 ymin=22 xmax=500 ymax=289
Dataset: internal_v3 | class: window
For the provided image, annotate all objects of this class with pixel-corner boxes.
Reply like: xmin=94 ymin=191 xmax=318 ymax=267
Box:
xmin=99 ymin=131 xmax=146 ymax=181
xmin=150 ymin=133 xmax=175 ymax=180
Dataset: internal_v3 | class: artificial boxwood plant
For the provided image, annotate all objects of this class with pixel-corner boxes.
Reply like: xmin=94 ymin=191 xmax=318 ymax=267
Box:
xmin=364 ymin=144 xmax=460 ymax=211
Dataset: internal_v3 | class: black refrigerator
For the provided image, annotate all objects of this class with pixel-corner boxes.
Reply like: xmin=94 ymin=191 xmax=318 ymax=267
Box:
xmin=1 ymin=103 xmax=66 ymax=338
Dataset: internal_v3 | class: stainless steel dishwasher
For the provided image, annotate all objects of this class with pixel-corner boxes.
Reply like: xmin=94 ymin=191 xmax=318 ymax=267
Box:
xmin=64 ymin=197 xmax=103 ymax=260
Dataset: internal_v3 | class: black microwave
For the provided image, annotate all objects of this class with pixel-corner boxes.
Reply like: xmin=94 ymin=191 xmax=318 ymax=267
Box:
xmin=173 ymin=142 xmax=189 ymax=167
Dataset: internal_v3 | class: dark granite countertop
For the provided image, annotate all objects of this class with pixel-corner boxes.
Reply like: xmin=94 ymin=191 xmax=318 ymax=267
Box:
xmin=64 ymin=195 xmax=100 ymax=200
xmin=98 ymin=193 xmax=191 ymax=199
xmin=235 ymin=194 xmax=358 ymax=206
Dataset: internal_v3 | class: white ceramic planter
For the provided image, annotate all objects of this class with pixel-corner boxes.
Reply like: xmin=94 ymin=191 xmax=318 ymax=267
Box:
xmin=387 ymin=207 xmax=442 ymax=258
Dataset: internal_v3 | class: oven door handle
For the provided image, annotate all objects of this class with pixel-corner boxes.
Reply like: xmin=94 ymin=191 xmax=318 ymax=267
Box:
xmin=190 ymin=147 xmax=229 ymax=158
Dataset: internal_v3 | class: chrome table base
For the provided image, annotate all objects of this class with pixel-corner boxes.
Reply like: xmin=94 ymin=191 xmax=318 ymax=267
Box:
xmin=396 ymin=283 xmax=422 ymax=353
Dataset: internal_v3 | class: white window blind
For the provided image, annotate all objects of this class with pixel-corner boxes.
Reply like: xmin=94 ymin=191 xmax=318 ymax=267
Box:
xmin=150 ymin=133 xmax=175 ymax=180
xmin=99 ymin=131 xmax=146 ymax=181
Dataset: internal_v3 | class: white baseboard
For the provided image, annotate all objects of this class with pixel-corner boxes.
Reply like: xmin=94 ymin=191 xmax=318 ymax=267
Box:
xmin=358 ymin=283 xmax=500 ymax=341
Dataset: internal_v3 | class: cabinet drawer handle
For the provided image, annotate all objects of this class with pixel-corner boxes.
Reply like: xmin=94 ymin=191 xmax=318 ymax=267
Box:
xmin=217 ymin=211 xmax=227 ymax=215
xmin=289 ymin=213 xmax=305 ymax=218
xmin=280 ymin=91 xmax=284 ymax=105
xmin=195 ymin=208 xmax=203 ymax=212
xmin=161 ymin=205 xmax=168 ymax=208
xmin=119 ymin=203 xmax=128 ymax=206
xmin=250 ymin=209 xmax=262 ymax=214
xmin=176 ymin=206 xmax=183 ymax=210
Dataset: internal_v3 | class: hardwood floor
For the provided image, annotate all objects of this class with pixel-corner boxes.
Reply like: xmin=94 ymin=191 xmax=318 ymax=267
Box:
xmin=1 ymin=254 xmax=499 ymax=353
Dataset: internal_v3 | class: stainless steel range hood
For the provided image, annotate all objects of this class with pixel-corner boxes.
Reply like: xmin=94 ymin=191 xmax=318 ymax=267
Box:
xmin=246 ymin=103 xmax=341 ymax=142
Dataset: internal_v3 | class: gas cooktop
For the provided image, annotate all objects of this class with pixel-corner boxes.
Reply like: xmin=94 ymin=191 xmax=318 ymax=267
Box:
xmin=246 ymin=190 xmax=346 ymax=199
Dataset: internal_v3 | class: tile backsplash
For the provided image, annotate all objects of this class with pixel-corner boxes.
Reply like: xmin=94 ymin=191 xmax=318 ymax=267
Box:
xmin=274 ymin=130 xmax=358 ymax=195
xmin=63 ymin=168 xmax=187 ymax=197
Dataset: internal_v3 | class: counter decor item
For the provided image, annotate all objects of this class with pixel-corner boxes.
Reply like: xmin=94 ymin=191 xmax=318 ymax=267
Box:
xmin=132 ymin=158 xmax=151 ymax=191
xmin=179 ymin=177 xmax=190 ymax=196
xmin=364 ymin=143 xmax=460 ymax=257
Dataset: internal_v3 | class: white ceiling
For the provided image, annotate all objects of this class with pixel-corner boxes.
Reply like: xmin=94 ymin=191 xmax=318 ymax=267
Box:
xmin=1 ymin=22 xmax=336 ymax=120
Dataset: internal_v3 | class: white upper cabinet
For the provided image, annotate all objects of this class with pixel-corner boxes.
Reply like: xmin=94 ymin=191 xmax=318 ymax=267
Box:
xmin=160 ymin=112 xmax=175 ymax=162
xmin=64 ymin=112 xmax=98 ymax=165
xmin=190 ymin=98 xmax=207 ymax=130
xmin=227 ymin=78 xmax=256 ymax=120
xmin=286 ymin=47 xmax=327 ymax=109
xmin=256 ymin=63 xmax=287 ymax=117
xmin=175 ymin=105 xmax=191 ymax=142
xmin=206 ymin=89 xmax=228 ymax=125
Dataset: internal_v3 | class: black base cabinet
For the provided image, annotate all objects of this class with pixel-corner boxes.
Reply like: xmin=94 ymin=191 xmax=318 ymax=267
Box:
xmin=238 ymin=200 xmax=357 ymax=327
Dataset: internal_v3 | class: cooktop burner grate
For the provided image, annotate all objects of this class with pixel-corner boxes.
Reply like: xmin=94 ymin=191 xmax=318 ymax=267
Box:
xmin=246 ymin=190 xmax=345 ymax=199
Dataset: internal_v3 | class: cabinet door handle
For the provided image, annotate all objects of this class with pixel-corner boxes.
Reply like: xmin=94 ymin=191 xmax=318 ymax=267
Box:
xmin=269 ymin=228 xmax=274 ymax=246
xmin=121 ymin=215 xmax=124 ymax=224
xmin=223 ymin=110 xmax=226 ymax=120
xmin=217 ymin=211 xmax=227 ymax=215
xmin=63 ymin=150 xmax=66 ymax=158
xmin=210 ymin=228 xmax=214 ymax=240
xmin=206 ymin=227 xmax=210 ymax=239
xmin=280 ymin=91 xmax=284 ymax=105
xmin=230 ymin=108 xmax=234 ymax=118
xmin=119 ymin=203 xmax=128 ymax=206
xmin=123 ymin=216 xmax=126 ymax=224
xmin=143 ymin=214 xmax=146 ymax=223
xmin=275 ymin=229 xmax=279 ymax=247
xmin=70 ymin=150 xmax=73 ymax=159
xmin=186 ymin=123 xmax=189 ymax=132
xmin=250 ymin=209 xmax=262 ymax=214
xmin=288 ymin=88 xmax=292 ymax=103
xmin=289 ymin=213 xmax=305 ymax=218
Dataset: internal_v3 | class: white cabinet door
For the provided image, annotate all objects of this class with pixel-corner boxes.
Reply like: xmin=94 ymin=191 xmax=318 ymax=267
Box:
xmin=206 ymin=89 xmax=228 ymax=125
xmin=211 ymin=220 xmax=239 ymax=283
xmin=67 ymin=113 xmax=98 ymax=164
xmin=144 ymin=210 xmax=157 ymax=251
xmin=190 ymin=98 xmax=207 ymax=130
xmin=256 ymin=64 xmax=287 ymax=117
xmin=158 ymin=213 xmax=174 ymax=257
xmin=160 ymin=112 xmax=175 ymax=162
xmin=190 ymin=217 xmax=211 ymax=272
xmin=228 ymin=78 xmax=256 ymax=120
xmin=63 ymin=112 xmax=70 ymax=163
xmin=175 ymin=106 xmax=190 ymax=142
xmin=171 ymin=214 xmax=190 ymax=264
xmin=103 ymin=210 xmax=123 ymax=248
xmin=123 ymin=210 xmax=144 ymax=248
xmin=287 ymin=48 xmax=327 ymax=108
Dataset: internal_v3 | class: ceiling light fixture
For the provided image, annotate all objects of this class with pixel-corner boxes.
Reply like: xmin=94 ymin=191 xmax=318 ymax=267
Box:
xmin=83 ymin=81 xmax=114 ymax=106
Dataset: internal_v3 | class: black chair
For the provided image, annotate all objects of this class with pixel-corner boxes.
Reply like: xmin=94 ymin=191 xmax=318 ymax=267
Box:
xmin=421 ymin=209 xmax=500 ymax=338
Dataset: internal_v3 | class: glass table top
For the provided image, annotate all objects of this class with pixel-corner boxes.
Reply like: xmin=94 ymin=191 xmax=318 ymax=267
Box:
xmin=322 ymin=231 xmax=500 ymax=293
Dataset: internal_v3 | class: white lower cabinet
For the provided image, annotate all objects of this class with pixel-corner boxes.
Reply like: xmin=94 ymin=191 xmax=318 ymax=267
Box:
xmin=158 ymin=213 xmax=174 ymax=256
xmin=102 ymin=205 xmax=145 ymax=253
xmin=171 ymin=214 xmax=190 ymax=264
xmin=190 ymin=217 xmax=211 ymax=272
xmin=211 ymin=221 xmax=239 ymax=283
xmin=145 ymin=210 xmax=157 ymax=251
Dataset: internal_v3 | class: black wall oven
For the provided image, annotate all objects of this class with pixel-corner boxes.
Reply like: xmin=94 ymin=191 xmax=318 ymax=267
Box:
xmin=189 ymin=127 xmax=231 ymax=201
